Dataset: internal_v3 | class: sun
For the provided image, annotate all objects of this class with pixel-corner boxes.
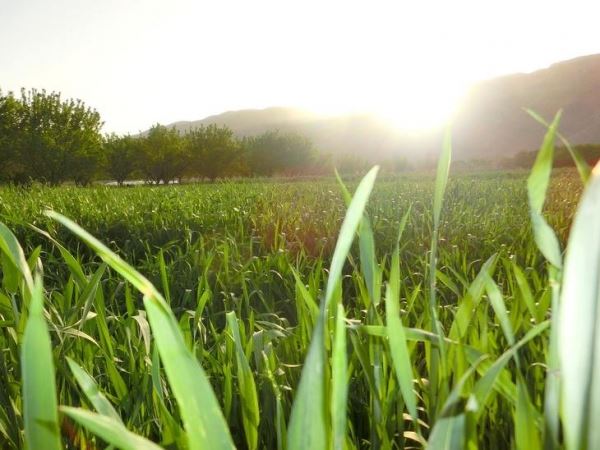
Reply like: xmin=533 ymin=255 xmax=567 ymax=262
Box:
xmin=364 ymin=75 xmax=470 ymax=132
xmin=298 ymin=61 xmax=470 ymax=132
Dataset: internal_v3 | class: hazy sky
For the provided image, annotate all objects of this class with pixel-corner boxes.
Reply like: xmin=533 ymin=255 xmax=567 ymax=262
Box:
xmin=1 ymin=0 xmax=599 ymax=133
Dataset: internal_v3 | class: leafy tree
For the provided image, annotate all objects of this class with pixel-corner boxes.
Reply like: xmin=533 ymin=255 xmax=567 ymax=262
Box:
xmin=18 ymin=89 xmax=103 ymax=185
xmin=103 ymin=134 xmax=141 ymax=185
xmin=139 ymin=124 xmax=186 ymax=184
xmin=0 ymin=90 xmax=27 ymax=183
xmin=185 ymin=124 xmax=242 ymax=180
xmin=243 ymin=130 xmax=315 ymax=176
xmin=332 ymin=153 xmax=370 ymax=175
xmin=380 ymin=154 xmax=411 ymax=173
xmin=502 ymin=144 xmax=600 ymax=170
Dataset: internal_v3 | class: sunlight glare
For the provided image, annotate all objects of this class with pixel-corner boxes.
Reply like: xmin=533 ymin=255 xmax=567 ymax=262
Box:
xmin=2 ymin=0 xmax=599 ymax=133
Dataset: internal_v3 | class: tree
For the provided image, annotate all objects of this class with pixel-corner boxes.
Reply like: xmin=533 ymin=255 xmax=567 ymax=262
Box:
xmin=380 ymin=154 xmax=411 ymax=174
xmin=185 ymin=124 xmax=242 ymax=180
xmin=139 ymin=124 xmax=186 ymax=184
xmin=18 ymin=89 xmax=103 ymax=185
xmin=0 ymin=90 xmax=27 ymax=183
xmin=103 ymin=134 xmax=141 ymax=185
xmin=332 ymin=153 xmax=370 ymax=175
xmin=242 ymin=130 xmax=315 ymax=176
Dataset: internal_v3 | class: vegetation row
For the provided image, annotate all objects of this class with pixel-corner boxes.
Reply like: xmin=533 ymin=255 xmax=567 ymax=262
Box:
xmin=1 ymin=112 xmax=600 ymax=448
xmin=0 ymin=88 xmax=405 ymax=186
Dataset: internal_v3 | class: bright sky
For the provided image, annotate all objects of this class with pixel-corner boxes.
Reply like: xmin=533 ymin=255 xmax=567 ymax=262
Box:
xmin=1 ymin=0 xmax=599 ymax=134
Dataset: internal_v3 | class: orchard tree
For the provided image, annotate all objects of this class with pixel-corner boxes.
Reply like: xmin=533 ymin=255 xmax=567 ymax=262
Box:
xmin=243 ymin=130 xmax=315 ymax=176
xmin=380 ymin=154 xmax=411 ymax=173
xmin=104 ymin=134 xmax=141 ymax=185
xmin=185 ymin=124 xmax=242 ymax=180
xmin=139 ymin=124 xmax=186 ymax=184
xmin=19 ymin=89 xmax=103 ymax=185
xmin=0 ymin=90 xmax=27 ymax=183
xmin=333 ymin=153 xmax=370 ymax=175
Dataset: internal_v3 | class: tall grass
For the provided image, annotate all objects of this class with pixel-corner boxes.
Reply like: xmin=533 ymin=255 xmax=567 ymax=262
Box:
xmin=0 ymin=116 xmax=597 ymax=448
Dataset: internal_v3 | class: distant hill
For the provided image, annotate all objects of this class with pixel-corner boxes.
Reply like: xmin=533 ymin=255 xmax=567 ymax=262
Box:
xmin=165 ymin=54 xmax=600 ymax=162
xmin=169 ymin=107 xmax=415 ymax=161
xmin=452 ymin=53 xmax=600 ymax=159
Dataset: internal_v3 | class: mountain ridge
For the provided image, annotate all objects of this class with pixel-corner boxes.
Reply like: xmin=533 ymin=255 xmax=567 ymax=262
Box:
xmin=164 ymin=53 xmax=600 ymax=161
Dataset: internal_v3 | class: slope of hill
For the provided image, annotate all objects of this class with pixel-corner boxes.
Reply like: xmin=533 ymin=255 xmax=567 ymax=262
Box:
xmin=169 ymin=107 xmax=416 ymax=161
xmin=165 ymin=54 xmax=600 ymax=161
xmin=452 ymin=53 xmax=600 ymax=158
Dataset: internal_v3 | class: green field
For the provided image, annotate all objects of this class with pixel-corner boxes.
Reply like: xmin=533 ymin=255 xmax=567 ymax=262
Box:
xmin=0 ymin=158 xmax=597 ymax=449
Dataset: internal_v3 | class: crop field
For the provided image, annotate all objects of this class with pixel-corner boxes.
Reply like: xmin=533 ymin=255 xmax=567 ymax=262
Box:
xmin=0 ymin=132 xmax=598 ymax=449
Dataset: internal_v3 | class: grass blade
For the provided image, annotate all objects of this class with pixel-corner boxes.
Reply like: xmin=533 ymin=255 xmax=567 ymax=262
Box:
xmin=326 ymin=166 xmax=380 ymax=308
xmin=515 ymin=377 xmax=541 ymax=450
xmin=66 ymin=357 xmax=123 ymax=423
xmin=428 ymin=359 xmax=484 ymax=449
xmin=47 ymin=210 xmax=235 ymax=450
xmin=61 ymin=407 xmax=163 ymax=450
xmin=287 ymin=166 xmax=379 ymax=450
xmin=525 ymin=108 xmax=591 ymax=184
xmin=485 ymin=276 xmax=515 ymax=347
xmin=526 ymin=111 xmax=562 ymax=268
xmin=428 ymin=128 xmax=452 ymax=415
xmin=331 ymin=303 xmax=348 ymax=450
xmin=525 ymin=110 xmax=564 ymax=448
xmin=448 ymin=254 xmax=498 ymax=341
xmin=427 ymin=414 xmax=465 ymax=450
xmin=0 ymin=222 xmax=33 ymax=295
xmin=473 ymin=321 xmax=549 ymax=411
xmin=226 ymin=311 xmax=259 ymax=450
xmin=21 ymin=276 xmax=61 ymax=450
xmin=558 ymin=163 xmax=600 ymax=450
xmin=433 ymin=129 xmax=452 ymax=228
xmin=385 ymin=245 xmax=418 ymax=421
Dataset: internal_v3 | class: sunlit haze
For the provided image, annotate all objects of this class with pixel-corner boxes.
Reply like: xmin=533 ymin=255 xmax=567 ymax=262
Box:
xmin=2 ymin=0 xmax=599 ymax=133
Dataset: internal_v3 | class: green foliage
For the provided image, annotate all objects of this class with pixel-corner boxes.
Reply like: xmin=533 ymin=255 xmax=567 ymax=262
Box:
xmin=22 ymin=276 xmax=62 ymax=450
xmin=287 ymin=166 xmax=378 ymax=450
xmin=386 ymin=237 xmax=418 ymax=422
xmin=505 ymin=143 xmax=600 ymax=173
xmin=61 ymin=407 xmax=163 ymax=450
xmin=0 ymin=88 xmax=324 ymax=185
xmin=0 ymin=88 xmax=103 ymax=185
xmin=48 ymin=210 xmax=236 ymax=449
xmin=139 ymin=124 xmax=188 ymax=184
xmin=0 ymin=90 xmax=27 ymax=183
xmin=103 ymin=134 xmax=142 ymax=185
xmin=558 ymin=164 xmax=600 ymax=450
xmin=185 ymin=124 xmax=242 ymax=180
xmin=226 ymin=312 xmax=259 ymax=450
xmin=242 ymin=130 xmax=316 ymax=176
xmin=331 ymin=303 xmax=348 ymax=450
xmin=0 ymin=119 xmax=596 ymax=449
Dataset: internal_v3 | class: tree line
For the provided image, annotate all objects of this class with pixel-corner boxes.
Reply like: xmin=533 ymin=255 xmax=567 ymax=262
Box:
xmin=0 ymin=89 xmax=103 ymax=185
xmin=501 ymin=144 xmax=600 ymax=170
xmin=0 ymin=88 xmax=336 ymax=185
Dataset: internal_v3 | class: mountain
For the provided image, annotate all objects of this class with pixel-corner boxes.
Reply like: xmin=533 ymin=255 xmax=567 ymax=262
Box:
xmin=169 ymin=107 xmax=416 ymax=161
xmin=452 ymin=53 xmax=600 ymax=159
xmin=166 ymin=54 xmax=600 ymax=161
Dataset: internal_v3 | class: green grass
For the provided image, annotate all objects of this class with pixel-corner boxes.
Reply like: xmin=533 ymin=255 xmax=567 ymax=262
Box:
xmin=0 ymin=124 xmax=597 ymax=449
